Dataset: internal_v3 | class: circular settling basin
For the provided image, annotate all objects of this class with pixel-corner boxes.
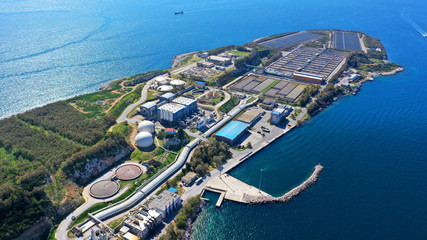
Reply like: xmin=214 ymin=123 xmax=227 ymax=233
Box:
xmin=89 ymin=180 xmax=120 ymax=199
xmin=115 ymin=164 xmax=143 ymax=181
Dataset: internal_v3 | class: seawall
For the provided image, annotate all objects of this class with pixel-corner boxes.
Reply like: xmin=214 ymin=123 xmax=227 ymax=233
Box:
xmin=244 ymin=164 xmax=324 ymax=204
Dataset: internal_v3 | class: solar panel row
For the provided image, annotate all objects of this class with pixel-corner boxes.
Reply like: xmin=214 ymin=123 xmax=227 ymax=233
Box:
xmin=260 ymin=31 xmax=322 ymax=49
xmin=333 ymin=31 xmax=362 ymax=51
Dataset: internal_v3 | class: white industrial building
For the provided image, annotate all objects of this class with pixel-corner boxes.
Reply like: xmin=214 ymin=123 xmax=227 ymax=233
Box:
xmin=147 ymin=190 xmax=181 ymax=219
xmin=121 ymin=209 xmax=162 ymax=239
xmin=207 ymin=55 xmax=232 ymax=66
xmin=157 ymin=96 xmax=198 ymax=124
xmin=270 ymin=106 xmax=293 ymax=124
xmin=157 ymin=103 xmax=186 ymax=123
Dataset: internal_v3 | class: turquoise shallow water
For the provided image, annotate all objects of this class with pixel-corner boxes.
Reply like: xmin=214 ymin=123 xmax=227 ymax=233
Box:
xmin=1 ymin=0 xmax=427 ymax=239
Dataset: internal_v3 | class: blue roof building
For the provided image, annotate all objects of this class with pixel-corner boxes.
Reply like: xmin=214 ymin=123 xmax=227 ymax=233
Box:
xmin=215 ymin=121 xmax=249 ymax=145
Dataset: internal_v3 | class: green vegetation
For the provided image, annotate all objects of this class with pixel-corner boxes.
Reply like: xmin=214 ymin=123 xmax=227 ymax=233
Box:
xmin=215 ymin=69 xmax=245 ymax=87
xmin=109 ymin=84 xmax=144 ymax=118
xmin=298 ymin=85 xmax=320 ymax=107
xmin=124 ymin=70 xmax=167 ymax=86
xmin=112 ymin=122 xmax=133 ymax=142
xmin=0 ymin=117 xmax=83 ymax=170
xmin=18 ymin=102 xmax=115 ymax=145
xmin=207 ymin=45 xmax=236 ymax=56
xmin=62 ymin=132 xmax=130 ymax=184
xmin=348 ymin=53 xmax=400 ymax=73
xmin=159 ymin=195 xmax=202 ymax=240
xmin=187 ymin=140 xmax=232 ymax=177
xmin=70 ymin=202 xmax=108 ymax=227
xmin=290 ymin=108 xmax=302 ymax=119
xmin=247 ymin=97 xmax=257 ymax=104
xmin=228 ymin=50 xmax=250 ymax=56
xmin=307 ymin=83 xmax=344 ymax=116
xmin=219 ymin=95 xmax=240 ymax=113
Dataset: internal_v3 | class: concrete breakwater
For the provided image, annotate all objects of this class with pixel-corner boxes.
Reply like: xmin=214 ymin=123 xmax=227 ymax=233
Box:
xmin=244 ymin=165 xmax=324 ymax=204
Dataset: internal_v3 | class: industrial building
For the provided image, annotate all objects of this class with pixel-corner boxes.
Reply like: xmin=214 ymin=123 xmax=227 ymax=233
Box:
xmin=236 ymin=108 xmax=264 ymax=126
xmin=159 ymin=92 xmax=176 ymax=102
xmin=147 ymin=190 xmax=181 ymax=219
xmin=172 ymin=96 xmax=197 ymax=115
xmin=197 ymin=61 xmax=214 ymax=68
xmin=270 ymin=106 xmax=293 ymax=124
xmin=215 ymin=121 xmax=249 ymax=145
xmin=157 ymin=103 xmax=186 ymax=123
xmin=139 ymin=102 xmax=157 ymax=119
xmin=265 ymin=46 xmax=348 ymax=82
xmin=182 ymin=172 xmax=197 ymax=187
xmin=120 ymin=209 xmax=162 ymax=239
xmin=207 ymin=55 xmax=232 ymax=66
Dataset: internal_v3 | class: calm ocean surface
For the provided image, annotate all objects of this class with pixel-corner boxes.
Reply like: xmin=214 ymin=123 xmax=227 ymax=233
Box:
xmin=1 ymin=0 xmax=426 ymax=239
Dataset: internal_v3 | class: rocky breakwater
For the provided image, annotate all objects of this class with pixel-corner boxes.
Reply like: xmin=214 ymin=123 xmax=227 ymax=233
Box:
xmin=244 ymin=165 xmax=324 ymax=204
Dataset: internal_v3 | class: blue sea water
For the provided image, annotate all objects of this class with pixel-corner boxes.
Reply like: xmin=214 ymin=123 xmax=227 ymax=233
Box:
xmin=1 ymin=0 xmax=427 ymax=239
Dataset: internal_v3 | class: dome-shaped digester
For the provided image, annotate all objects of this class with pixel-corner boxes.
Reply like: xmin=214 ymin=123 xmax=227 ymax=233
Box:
xmin=157 ymin=85 xmax=174 ymax=92
xmin=154 ymin=76 xmax=169 ymax=85
xmin=170 ymin=79 xmax=186 ymax=87
xmin=138 ymin=120 xmax=155 ymax=134
xmin=135 ymin=132 xmax=154 ymax=148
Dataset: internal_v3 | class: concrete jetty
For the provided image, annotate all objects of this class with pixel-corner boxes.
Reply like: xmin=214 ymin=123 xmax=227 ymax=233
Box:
xmin=204 ymin=174 xmax=271 ymax=207
xmin=244 ymin=165 xmax=324 ymax=204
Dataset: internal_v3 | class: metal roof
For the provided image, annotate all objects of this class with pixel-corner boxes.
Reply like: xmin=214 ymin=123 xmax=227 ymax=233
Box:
xmin=215 ymin=121 xmax=249 ymax=141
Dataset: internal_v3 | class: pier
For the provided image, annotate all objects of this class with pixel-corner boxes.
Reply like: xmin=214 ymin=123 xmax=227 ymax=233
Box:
xmin=203 ymin=174 xmax=271 ymax=207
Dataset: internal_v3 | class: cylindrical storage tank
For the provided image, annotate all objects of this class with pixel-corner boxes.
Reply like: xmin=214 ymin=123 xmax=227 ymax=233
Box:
xmin=154 ymin=76 xmax=169 ymax=85
xmin=170 ymin=79 xmax=186 ymax=87
xmin=157 ymin=85 xmax=174 ymax=92
xmin=135 ymin=132 xmax=154 ymax=148
xmin=138 ymin=120 xmax=155 ymax=134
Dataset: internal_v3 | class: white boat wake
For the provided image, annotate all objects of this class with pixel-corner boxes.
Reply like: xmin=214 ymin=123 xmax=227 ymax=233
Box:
xmin=401 ymin=8 xmax=427 ymax=37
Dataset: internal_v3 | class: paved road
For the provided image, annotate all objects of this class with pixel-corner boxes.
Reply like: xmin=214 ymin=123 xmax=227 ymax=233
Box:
xmin=170 ymin=62 xmax=197 ymax=75
xmin=182 ymin=105 xmax=306 ymax=201
xmin=117 ymin=78 xmax=156 ymax=124
xmin=55 ymin=163 xmax=144 ymax=240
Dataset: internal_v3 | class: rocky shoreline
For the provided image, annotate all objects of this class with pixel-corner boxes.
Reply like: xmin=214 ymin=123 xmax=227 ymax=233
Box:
xmin=172 ymin=51 xmax=197 ymax=68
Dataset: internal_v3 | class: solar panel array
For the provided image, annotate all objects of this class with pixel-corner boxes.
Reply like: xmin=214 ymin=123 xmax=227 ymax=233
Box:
xmin=265 ymin=47 xmax=348 ymax=80
xmin=333 ymin=31 xmax=362 ymax=51
xmin=260 ymin=31 xmax=322 ymax=49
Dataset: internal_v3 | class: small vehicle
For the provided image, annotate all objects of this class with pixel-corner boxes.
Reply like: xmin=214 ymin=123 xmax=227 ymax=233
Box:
xmin=71 ymin=216 xmax=76 ymax=221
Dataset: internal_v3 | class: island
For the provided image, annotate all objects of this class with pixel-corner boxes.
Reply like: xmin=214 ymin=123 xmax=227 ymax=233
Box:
xmin=0 ymin=29 xmax=402 ymax=240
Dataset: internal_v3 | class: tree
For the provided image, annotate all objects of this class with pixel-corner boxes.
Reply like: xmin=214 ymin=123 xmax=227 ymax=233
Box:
xmin=246 ymin=142 xmax=252 ymax=149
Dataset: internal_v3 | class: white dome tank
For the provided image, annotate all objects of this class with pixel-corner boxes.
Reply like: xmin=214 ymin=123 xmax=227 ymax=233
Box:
xmin=157 ymin=85 xmax=174 ymax=92
xmin=154 ymin=76 xmax=169 ymax=85
xmin=135 ymin=132 xmax=153 ymax=148
xmin=138 ymin=120 xmax=155 ymax=134
xmin=170 ymin=79 xmax=186 ymax=86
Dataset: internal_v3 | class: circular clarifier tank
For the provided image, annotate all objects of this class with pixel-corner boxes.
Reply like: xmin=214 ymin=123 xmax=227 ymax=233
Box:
xmin=115 ymin=164 xmax=143 ymax=181
xmin=89 ymin=180 xmax=120 ymax=199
